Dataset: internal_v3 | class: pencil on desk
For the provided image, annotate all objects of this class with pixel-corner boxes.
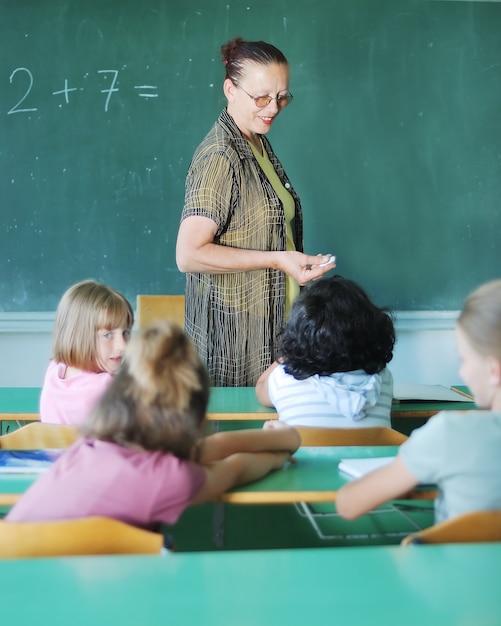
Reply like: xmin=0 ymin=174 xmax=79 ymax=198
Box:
xmin=450 ymin=386 xmax=474 ymax=401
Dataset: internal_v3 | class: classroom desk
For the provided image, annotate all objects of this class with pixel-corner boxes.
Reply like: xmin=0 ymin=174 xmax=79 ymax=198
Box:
xmin=0 ymin=474 xmax=34 ymax=507
xmin=0 ymin=446 xmax=436 ymax=509
xmin=219 ymin=445 xmax=437 ymax=504
xmin=390 ymin=399 xmax=476 ymax=419
xmin=0 ymin=386 xmax=476 ymax=425
xmin=0 ymin=386 xmax=276 ymax=424
xmin=1 ymin=543 xmax=499 ymax=626
xmin=0 ymin=387 xmax=41 ymax=423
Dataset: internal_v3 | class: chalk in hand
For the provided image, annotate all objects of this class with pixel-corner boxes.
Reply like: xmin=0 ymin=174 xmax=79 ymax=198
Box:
xmin=318 ymin=255 xmax=336 ymax=267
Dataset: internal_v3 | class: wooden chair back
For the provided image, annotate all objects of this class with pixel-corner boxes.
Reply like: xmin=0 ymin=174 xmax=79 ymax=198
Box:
xmin=0 ymin=423 xmax=78 ymax=449
xmin=402 ymin=510 xmax=501 ymax=545
xmin=0 ymin=516 xmax=164 ymax=558
xmin=292 ymin=427 xmax=410 ymax=542
xmin=296 ymin=426 xmax=407 ymax=447
xmin=136 ymin=294 xmax=185 ymax=329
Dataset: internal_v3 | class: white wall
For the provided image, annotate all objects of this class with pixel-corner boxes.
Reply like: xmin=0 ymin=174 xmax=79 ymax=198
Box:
xmin=0 ymin=313 xmax=54 ymax=387
xmin=0 ymin=311 xmax=462 ymax=388
xmin=391 ymin=328 xmax=460 ymax=386
xmin=0 ymin=332 xmax=52 ymax=387
xmin=390 ymin=311 xmax=461 ymax=386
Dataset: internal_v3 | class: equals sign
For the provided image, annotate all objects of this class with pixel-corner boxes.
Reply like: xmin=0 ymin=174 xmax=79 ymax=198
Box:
xmin=134 ymin=85 xmax=159 ymax=98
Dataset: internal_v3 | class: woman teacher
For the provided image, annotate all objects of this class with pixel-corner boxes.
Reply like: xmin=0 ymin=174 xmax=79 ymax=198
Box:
xmin=176 ymin=37 xmax=335 ymax=386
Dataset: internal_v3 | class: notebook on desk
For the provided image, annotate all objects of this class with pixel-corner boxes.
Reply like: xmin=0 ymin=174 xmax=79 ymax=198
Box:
xmin=0 ymin=449 xmax=62 ymax=474
xmin=393 ymin=383 xmax=474 ymax=403
xmin=338 ymin=457 xmax=395 ymax=479
xmin=339 ymin=456 xmax=437 ymax=492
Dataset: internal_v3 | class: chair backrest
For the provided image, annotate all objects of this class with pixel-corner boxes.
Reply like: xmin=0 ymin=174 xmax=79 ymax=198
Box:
xmin=296 ymin=426 xmax=407 ymax=447
xmin=136 ymin=294 xmax=185 ymax=329
xmin=0 ymin=516 xmax=164 ymax=558
xmin=0 ymin=423 xmax=79 ymax=449
xmin=402 ymin=510 xmax=501 ymax=545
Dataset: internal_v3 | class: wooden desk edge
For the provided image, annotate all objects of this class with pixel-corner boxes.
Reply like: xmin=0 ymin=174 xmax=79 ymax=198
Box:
xmin=219 ymin=490 xmax=338 ymax=504
xmin=219 ymin=488 xmax=437 ymax=505
xmin=0 ymin=494 xmax=21 ymax=507
xmin=1 ymin=488 xmax=437 ymax=509
xmin=207 ymin=412 xmax=276 ymax=421
xmin=0 ymin=413 xmax=40 ymax=422
xmin=392 ymin=408 xmax=472 ymax=419
xmin=1 ymin=491 xmax=338 ymax=508
xmin=1 ymin=410 xmax=471 ymax=422
xmin=0 ymin=412 xmax=277 ymax=423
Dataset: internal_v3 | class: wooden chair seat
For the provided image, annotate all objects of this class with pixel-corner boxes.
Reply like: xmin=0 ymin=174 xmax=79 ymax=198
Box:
xmin=402 ymin=510 xmax=501 ymax=545
xmin=0 ymin=516 xmax=164 ymax=558
xmin=0 ymin=423 xmax=79 ymax=449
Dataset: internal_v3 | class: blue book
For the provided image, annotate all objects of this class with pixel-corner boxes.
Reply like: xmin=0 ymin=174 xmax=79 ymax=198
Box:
xmin=0 ymin=449 xmax=62 ymax=474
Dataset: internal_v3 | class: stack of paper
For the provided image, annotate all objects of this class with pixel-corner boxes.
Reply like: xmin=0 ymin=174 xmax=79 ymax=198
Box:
xmin=338 ymin=456 xmax=394 ymax=479
xmin=393 ymin=383 xmax=474 ymax=402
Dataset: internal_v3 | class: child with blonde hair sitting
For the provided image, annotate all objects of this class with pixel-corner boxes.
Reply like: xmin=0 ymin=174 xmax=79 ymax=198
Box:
xmin=8 ymin=320 xmax=299 ymax=531
xmin=40 ymin=280 xmax=134 ymax=425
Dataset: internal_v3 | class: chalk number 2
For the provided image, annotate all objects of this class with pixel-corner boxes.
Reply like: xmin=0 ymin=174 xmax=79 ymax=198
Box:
xmin=8 ymin=67 xmax=37 ymax=115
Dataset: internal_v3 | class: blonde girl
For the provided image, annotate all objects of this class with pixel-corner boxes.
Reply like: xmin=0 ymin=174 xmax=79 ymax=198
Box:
xmin=40 ymin=280 xmax=134 ymax=425
xmin=9 ymin=320 xmax=299 ymax=530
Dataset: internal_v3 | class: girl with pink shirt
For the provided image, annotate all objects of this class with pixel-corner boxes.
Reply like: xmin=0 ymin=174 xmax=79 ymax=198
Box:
xmin=8 ymin=320 xmax=299 ymax=533
xmin=40 ymin=280 xmax=134 ymax=425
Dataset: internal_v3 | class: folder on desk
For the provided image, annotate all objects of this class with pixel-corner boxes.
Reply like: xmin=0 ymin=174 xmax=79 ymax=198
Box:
xmin=338 ymin=456 xmax=394 ymax=479
xmin=393 ymin=383 xmax=474 ymax=403
xmin=0 ymin=449 xmax=61 ymax=474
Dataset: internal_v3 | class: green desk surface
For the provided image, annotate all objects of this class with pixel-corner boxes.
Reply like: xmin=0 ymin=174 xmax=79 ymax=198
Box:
xmin=0 ymin=386 xmax=476 ymax=421
xmin=0 ymin=387 xmax=41 ymax=413
xmin=1 ymin=446 xmax=434 ymax=507
xmin=0 ymin=473 xmax=36 ymax=495
xmin=0 ymin=386 xmax=276 ymax=420
xmin=221 ymin=445 xmax=400 ymax=503
xmin=0 ymin=544 xmax=499 ymax=626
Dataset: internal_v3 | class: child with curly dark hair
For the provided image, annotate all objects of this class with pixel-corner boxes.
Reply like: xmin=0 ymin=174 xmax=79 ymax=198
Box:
xmin=256 ymin=275 xmax=395 ymax=428
xmin=336 ymin=279 xmax=501 ymax=523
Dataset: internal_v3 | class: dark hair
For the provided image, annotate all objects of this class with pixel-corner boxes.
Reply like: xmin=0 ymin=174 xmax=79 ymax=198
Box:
xmin=279 ymin=275 xmax=395 ymax=379
xmin=221 ymin=37 xmax=288 ymax=83
xmin=80 ymin=320 xmax=210 ymax=459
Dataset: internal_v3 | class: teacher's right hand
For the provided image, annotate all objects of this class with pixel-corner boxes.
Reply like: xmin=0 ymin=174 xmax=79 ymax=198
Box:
xmin=278 ymin=251 xmax=336 ymax=286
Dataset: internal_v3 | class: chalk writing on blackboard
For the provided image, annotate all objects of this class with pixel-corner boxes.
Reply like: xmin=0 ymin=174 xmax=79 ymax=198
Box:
xmin=8 ymin=68 xmax=38 ymax=115
xmin=52 ymin=79 xmax=79 ymax=104
xmin=7 ymin=67 xmax=160 ymax=115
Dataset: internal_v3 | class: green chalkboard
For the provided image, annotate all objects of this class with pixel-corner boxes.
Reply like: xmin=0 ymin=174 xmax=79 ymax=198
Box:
xmin=1 ymin=0 xmax=500 ymax=312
